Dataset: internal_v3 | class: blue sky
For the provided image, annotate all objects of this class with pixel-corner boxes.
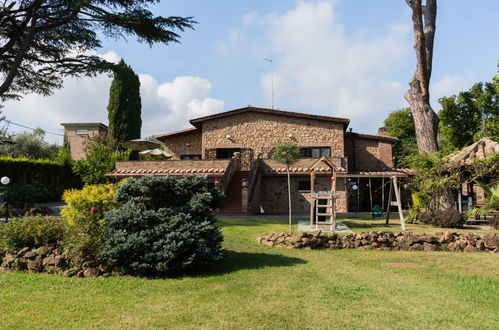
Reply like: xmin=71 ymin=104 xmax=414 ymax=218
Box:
xmin=4 ymin=0 xmax=499 ymax=144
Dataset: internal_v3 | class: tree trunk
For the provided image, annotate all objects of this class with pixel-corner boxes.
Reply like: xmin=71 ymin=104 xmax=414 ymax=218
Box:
xmin=287 ymin=167 xmax=292 ymax=234
xmin=405 ymin=0 xmax=439 ymax=153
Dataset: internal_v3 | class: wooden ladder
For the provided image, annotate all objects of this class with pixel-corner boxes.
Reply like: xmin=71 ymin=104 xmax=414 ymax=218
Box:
xmin=314 ymin=193 xmax=336 ymax=231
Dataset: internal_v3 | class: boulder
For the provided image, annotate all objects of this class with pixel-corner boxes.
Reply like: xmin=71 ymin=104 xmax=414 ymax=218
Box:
xmin=53 ymin=255 xmax=66 ymax=268
xmin=423 ymin=243 xmax=439 ymax=251
xmin=463 ymin=244 xmax=479 ymax=253
xmin=38 ymin=246 xmax=53 ymax=257
xmin=482 ymin=234 xmax=498 ymax=249
xmin=447 ymin=242 xmax=462 ymax=252
xmin=310 ymin=230 xmax=321 ymax=237
xmin=407 ymin=235 xmax=422 ymax=245
xmin=42 ymin=255 xmax=56 ymax=266
xmin=409 ymin=244 xmax=424 ymax=251
xmin=27 ymin=259 xmax=42 ymax=271
xmin=24 ymin=250 xmax=37 ymax=259
xmin=17 ymin=247 xmax=30 ymax=256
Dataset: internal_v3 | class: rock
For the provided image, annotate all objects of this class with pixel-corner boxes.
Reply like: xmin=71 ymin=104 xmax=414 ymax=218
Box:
xmin=27 ymin=259 xmax=42 ymax=271
xmin=24 ymin=250 xmax=37 ymax=259
xmin=447 ymin=242 xmax=462 ymax=252
xmin=83 ymin=268 xmax=99 ymax=278
xmin=54 ymin=248 xmax=63 ymax=256
xmin=42 ymin=255 xmax=56 ymax=266
xmin=297 ymin=231 xmax=305 ymax=237
xmin=421 ymin=236 xmax=438 ymax=244
xmin=455 ymin=239 xmax=468 ymax=250
xmin=377 ymin=236 xmax=390 ymax=243
xmin=407 ymin=235 xmax=422 ymax=245
xmin=76 ymin=270 xmax=85 ymax=278
xmin=423 ymin=243 xmax=439 ymax=251
xmin=475 ymin=240 xmax=485 ymax=251
xmin=256 ymin=237 xmax=263 ymax=244
xmin=439 ymin=231 xmax=454 ymax=243
xmin=465 ymin=232 xmax=476 ymax=241
xmin=262 ymin=240 xmax=274 ymax=247
xmin=82 ymin=260 xmax=97 ymax=269
xmin=287 ymin=245 xmax=296 ymax=249
xmin=482 ymin=234 xmax=498 ymax=249
xmin=409 ymin=243 xmax=424 ymax=251
xmin=62 ymin=269 xmax=75 ymax=277
xmin=38 ymin=246 xmax=53 ymax=257
xmin=17 ymin=247 xmax=30 ymax=256
xmin=395 ymin=236 xmax=406 ymax=243
xmin=310 ymin=230 xmax=321 ymax=237
xmin=276 ymin=236 xmax=285 ymax=243
xmin=463 ymin=244 xmax=479 ymax=253
xmin=54 ymin=255 xmax=66 ymax=267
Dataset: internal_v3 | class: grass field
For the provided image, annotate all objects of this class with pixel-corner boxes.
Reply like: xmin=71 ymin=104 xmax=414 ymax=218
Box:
xmin=0 ymin=216 xmax=498 ymax=329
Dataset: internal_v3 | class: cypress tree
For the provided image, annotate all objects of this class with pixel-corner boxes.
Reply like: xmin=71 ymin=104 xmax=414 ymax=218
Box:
xmin=107 ymin=60 xmax=142 ymax=143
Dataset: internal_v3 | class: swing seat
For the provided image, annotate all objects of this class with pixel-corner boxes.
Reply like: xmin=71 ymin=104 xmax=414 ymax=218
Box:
xmin=371 ymin=205 xmax=384 ymax=219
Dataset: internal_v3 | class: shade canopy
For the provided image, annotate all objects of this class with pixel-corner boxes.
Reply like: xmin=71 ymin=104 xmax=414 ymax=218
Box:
xmin=122 ymin=139 xmax=161 ymax=151
xmin=139 ymin=148 xmax=172 ymax=159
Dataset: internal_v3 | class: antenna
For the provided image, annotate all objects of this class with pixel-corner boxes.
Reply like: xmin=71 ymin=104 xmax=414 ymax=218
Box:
xmin=263 ymin=58 xmax=274 ymax=109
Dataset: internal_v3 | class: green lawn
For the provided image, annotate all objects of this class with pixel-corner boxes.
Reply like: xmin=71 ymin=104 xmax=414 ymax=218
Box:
xmin=0 ymin=216 xmax=498 ymax=329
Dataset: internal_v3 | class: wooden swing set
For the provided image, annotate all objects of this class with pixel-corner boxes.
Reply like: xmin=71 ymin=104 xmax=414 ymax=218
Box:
xmin=308 ymin=157 xmax=406 ymax=231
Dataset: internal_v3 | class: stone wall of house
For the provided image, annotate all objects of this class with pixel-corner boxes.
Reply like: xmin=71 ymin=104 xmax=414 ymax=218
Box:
xmin=63 ymin=124 xmax=107 ymax=160
xmin=201 ymin=112 xmax=345 ymax=162
xmin=344 ymin=135 xmax=393 ymax=171
xmin=260 ymin=175 xmax=347 ymax=214
xmin=160 ymin=130 xmax=202 ymax=160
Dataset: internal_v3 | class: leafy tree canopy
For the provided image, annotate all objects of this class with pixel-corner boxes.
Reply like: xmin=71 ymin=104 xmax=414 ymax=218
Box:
xmin=438 ymin=80 xmax=499 ymax=152
xmin=108 ymin=59 xmax=141 ymax=143
xmin=0 ymin=128 xmax=59 ymax=159
xmin=272 ymin=142 xmax=301 ymax=167
xmin=0 ymin=0 xmax=195 ymax=99
xmin=383 ymin=108 xmax=418 ymax=167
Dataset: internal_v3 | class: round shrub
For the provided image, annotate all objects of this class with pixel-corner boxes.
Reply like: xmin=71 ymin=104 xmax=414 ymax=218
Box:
xmin=102 ymin=175 xmax=224 ymax=277
xmin=432 ymin=209 xmax=465 ymax=228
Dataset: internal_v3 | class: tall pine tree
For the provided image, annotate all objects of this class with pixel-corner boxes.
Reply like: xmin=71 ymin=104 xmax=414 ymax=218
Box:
xmin=107 ymin=60 xmax=142 ymax=143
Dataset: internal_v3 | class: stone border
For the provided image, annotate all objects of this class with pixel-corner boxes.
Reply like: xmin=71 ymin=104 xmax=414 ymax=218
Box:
xmin=257 ymin=231 xmax=498 ymax=253
xmin=0 ymin=245 xmax=116 ymax=277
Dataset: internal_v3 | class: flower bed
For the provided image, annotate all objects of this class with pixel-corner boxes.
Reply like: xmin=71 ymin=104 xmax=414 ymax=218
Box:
xmin=257 ymin=231 xmax=498 ymax=253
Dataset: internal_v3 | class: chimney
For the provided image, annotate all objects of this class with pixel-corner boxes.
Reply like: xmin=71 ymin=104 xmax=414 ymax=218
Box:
xmin=377 ymin=127 xmax=389 ymax=136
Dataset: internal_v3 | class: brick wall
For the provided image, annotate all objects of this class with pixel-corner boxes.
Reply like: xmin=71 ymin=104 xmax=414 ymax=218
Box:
xmin=260 ymin=175 xmax=347 ymax=214
xmin=344 ymin=135 xmax=393 ymax=170
xmin=159 ymin=129 xmax=202 ymax=160
xmin=201 ymin=112 xmax=345 ymax=159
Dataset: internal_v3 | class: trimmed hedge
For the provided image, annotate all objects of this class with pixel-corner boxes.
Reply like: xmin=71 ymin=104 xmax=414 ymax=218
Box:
xmin=0 ymin=157 xmax=82 ymax=203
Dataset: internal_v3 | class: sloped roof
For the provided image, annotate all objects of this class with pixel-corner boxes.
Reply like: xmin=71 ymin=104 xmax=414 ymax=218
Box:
xmin=261 ymin=158 xmax=347 ymax=175
xmin=107 ymin=159 xmax=230 ymax=177
xmin=155 ymin=127 xmax=198 ymax=140
xmin=447 ymin=137 xmax=499 ymax=165
xmin=189 ymin=106 xmax=350 ymax=127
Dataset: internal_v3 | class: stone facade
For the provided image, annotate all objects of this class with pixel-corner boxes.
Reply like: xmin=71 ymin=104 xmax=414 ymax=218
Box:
xmin=201 ymin=112 xmax=345 ymax=161
xmin=261 ymin=175 xmax=347 ymax=213
xmin=158 ymin=129 xmax=202 ymax=160
xmin=61 ymin=123 xmax=108 ymax=160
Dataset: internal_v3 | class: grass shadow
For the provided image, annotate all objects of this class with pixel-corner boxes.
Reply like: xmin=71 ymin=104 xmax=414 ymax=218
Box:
xmin=216 ymin=218 xmax=291 ymax=227
xmin=191 ymin=251 xmax=307 ymax=277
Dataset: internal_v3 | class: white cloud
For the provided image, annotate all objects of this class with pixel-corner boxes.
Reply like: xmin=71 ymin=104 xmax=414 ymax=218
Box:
xmin=3 ymin=53 xmax=223 ymax=144
xmin=430 ymin=74 xmax=476 ymax=109
xmin=218 ymin=1 xmax=412 ymax=133
xmin=99 ymin=50 xmax=121 ymax=64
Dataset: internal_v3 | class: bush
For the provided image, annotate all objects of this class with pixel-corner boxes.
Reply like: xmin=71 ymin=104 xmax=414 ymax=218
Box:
xmin=103 ymin=175 xmax=224 ymax=277
xmin=417 ymin=209 xmax=465 ymax=228
xmin=0 ymin=157 xmax=81 ymax=202
xmin=61 ymin=184 xmax=119 ymax=260
xmin=0 ymin=216 xmax=66 ymax=250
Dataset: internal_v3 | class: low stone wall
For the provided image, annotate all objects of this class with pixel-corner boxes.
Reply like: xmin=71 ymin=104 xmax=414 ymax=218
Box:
xmin=0 ymin=245 xmax=115 ymax=277
xmin=257 ymin=231 xmax=499 ymax=253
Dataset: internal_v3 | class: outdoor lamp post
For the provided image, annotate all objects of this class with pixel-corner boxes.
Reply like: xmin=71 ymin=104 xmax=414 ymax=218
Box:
xmin=1 ymin=176 xmax=10 ymax=223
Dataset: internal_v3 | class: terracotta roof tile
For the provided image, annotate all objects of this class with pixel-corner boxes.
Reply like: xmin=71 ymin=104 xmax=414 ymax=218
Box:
xmin=447 ymin=137 xmax=499 ymax=165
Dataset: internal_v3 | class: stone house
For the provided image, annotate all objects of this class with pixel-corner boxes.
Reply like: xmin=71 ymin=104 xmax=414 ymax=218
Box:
xmin=61 ymin=123 xmax=108 ymax=160
xmin=108 ymin=106 xmax=414 ymax=214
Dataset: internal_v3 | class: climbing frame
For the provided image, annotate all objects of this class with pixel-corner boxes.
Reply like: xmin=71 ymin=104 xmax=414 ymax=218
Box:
xmin=308 ymin=157 xmax=338 ymax=231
